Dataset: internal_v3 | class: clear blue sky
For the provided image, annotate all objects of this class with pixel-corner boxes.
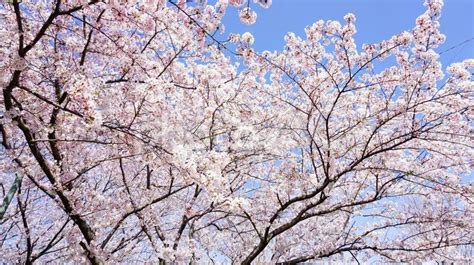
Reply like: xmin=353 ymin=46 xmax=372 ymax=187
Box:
xmin=221 ymin=0 xmax=474 ymax=66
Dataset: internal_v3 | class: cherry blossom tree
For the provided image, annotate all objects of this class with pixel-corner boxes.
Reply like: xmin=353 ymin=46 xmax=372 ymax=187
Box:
xmin=0 ymin=0 xmax=472 ymax=264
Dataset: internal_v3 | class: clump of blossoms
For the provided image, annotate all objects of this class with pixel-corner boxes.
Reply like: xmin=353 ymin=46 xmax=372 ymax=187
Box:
xmin=239 ymin=7 xmax=257 ymax=25
xmin=254 ymin=0 xmax=272 ymax=9
xmin=241 ymin=32 xmax=255 ymax=45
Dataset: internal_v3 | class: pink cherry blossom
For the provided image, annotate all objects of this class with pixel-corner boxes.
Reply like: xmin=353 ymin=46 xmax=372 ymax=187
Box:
xmin=239 ymin=7 xmax=257 ymax=25
xmin=254 ymin=0 xmax=272 ymax=9
xmin=0 ymin=0 xmax=472 ymax=264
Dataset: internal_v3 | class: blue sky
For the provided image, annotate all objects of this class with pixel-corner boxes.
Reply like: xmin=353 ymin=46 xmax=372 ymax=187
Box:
xmin=221 ymin=0 xmax=474 ymax=66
